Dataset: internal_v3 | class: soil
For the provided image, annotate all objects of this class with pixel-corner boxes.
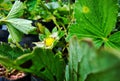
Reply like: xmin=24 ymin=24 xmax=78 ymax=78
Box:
xmin=0 ymin=64 xmax=25 ymax=81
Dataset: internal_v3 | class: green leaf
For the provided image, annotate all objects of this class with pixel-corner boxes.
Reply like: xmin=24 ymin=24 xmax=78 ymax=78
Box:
xmin=45 ymin=27 xmax=51 ymax=36
xmin=67 ymin=37 xmax=82 ymax=81
xmin=66 ymin=37 xmax=120 ymax=81
xmin=0 ymin=43 xmax=30 ymax=60
xmin=93 ymin=38 xmax=103 ymax=48
xmin=0 ymin=0 xmax=12 ymax=10
xmin=6 ymin=18 xmax=36 ymax=34
xmin=26 ymin=0 xmax=37 ymax=11
xmin=6 ymin=23 xmax=23 ymax=42
xmin=105 ymin=31 xmax=120 ymax=49
xmin=0 ymin=48 xmax=65 ymax=81
xmin=65 ymin=65 xmax=69 ymax=81
xmin=39 ymin=34 xmax=46 ymax=41
xmin=67 ymin=0 xmax=118 ymax=47
xmin=45 ymin=2 xmax=60 ymax=10
xmin=6 ymin=1 xmax=23 ymax=19
xmin=0 ymin=0 xmax=12 ymax=16
xmin=0 ymin=0 xmax=3 ymax=3
xmin=85 ymin=66 xmax=120 ymax=81
xmin=52 ymin=27 xmax=57 ymax=33
xmin=0 ymin=43 xmax=30 ymax=68
xmin=25 ymin=0 xmax=42 ymax=19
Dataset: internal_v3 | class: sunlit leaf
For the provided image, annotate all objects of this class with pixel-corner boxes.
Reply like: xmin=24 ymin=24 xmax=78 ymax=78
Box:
xmin=7 ymin=1 xmax=23 ymax=19
xmin=6 ymin=23 xmax=23 ymax=42
xmin=6 ymin=18 xmax=36 ymax=34
xmin=67 ymin=0 xmax=118 ymax=48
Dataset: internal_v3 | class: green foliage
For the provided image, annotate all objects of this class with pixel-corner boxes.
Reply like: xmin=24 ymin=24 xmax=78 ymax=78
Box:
xmin=0 ymin=0 xmax=12 ymax=17
xmin=0 ymin=47 xmax=65 ymax=81
xmin=85 ymin=66 xmax=120 ymax=81
xmin=0 ymin=43 xmax=30 ymax=67
xmin=0 ymin=0 xmax=120 ymax=81
xmin=0 ymin=37 xmax=120 ymax=81
xmin=0 ymin=43 xmax=29 ymax=60
xmin=105 ymin=31 xmax=120 ymax=48
xmin=0 ymin=1 xmax=37 ymax=42
xmin=26 ymin=0 xmax=38 ymax=11
xmin=24 ymin=0 xmax=71 ymax=27
xmin=67 ymin=0 xmax=119 ymax=49
xmin=66 ymin=37 xmax=120 ymax=81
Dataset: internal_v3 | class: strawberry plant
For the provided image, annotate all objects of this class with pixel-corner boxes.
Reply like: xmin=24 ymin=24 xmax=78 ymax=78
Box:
xmin=0 ymin=0 xmax=120 ymax=81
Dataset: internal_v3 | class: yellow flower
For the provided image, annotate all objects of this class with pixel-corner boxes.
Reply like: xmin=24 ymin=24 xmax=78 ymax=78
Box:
xmin=82 ymin=6 xmax=90 ymax=13
xmin=45 ymin=37 xmax=55 ymax=47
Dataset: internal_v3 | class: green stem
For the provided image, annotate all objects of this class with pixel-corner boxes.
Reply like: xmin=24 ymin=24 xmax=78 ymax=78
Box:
xmin=0 ymin=17 xmax=7 ymax=25
xmin=52 ymin=16 xmax=61 ymax=30
xmin=16 ymin=42 xmax=24 ymax=51
xmin=61 ymin=22 xmax=67 ymax=36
